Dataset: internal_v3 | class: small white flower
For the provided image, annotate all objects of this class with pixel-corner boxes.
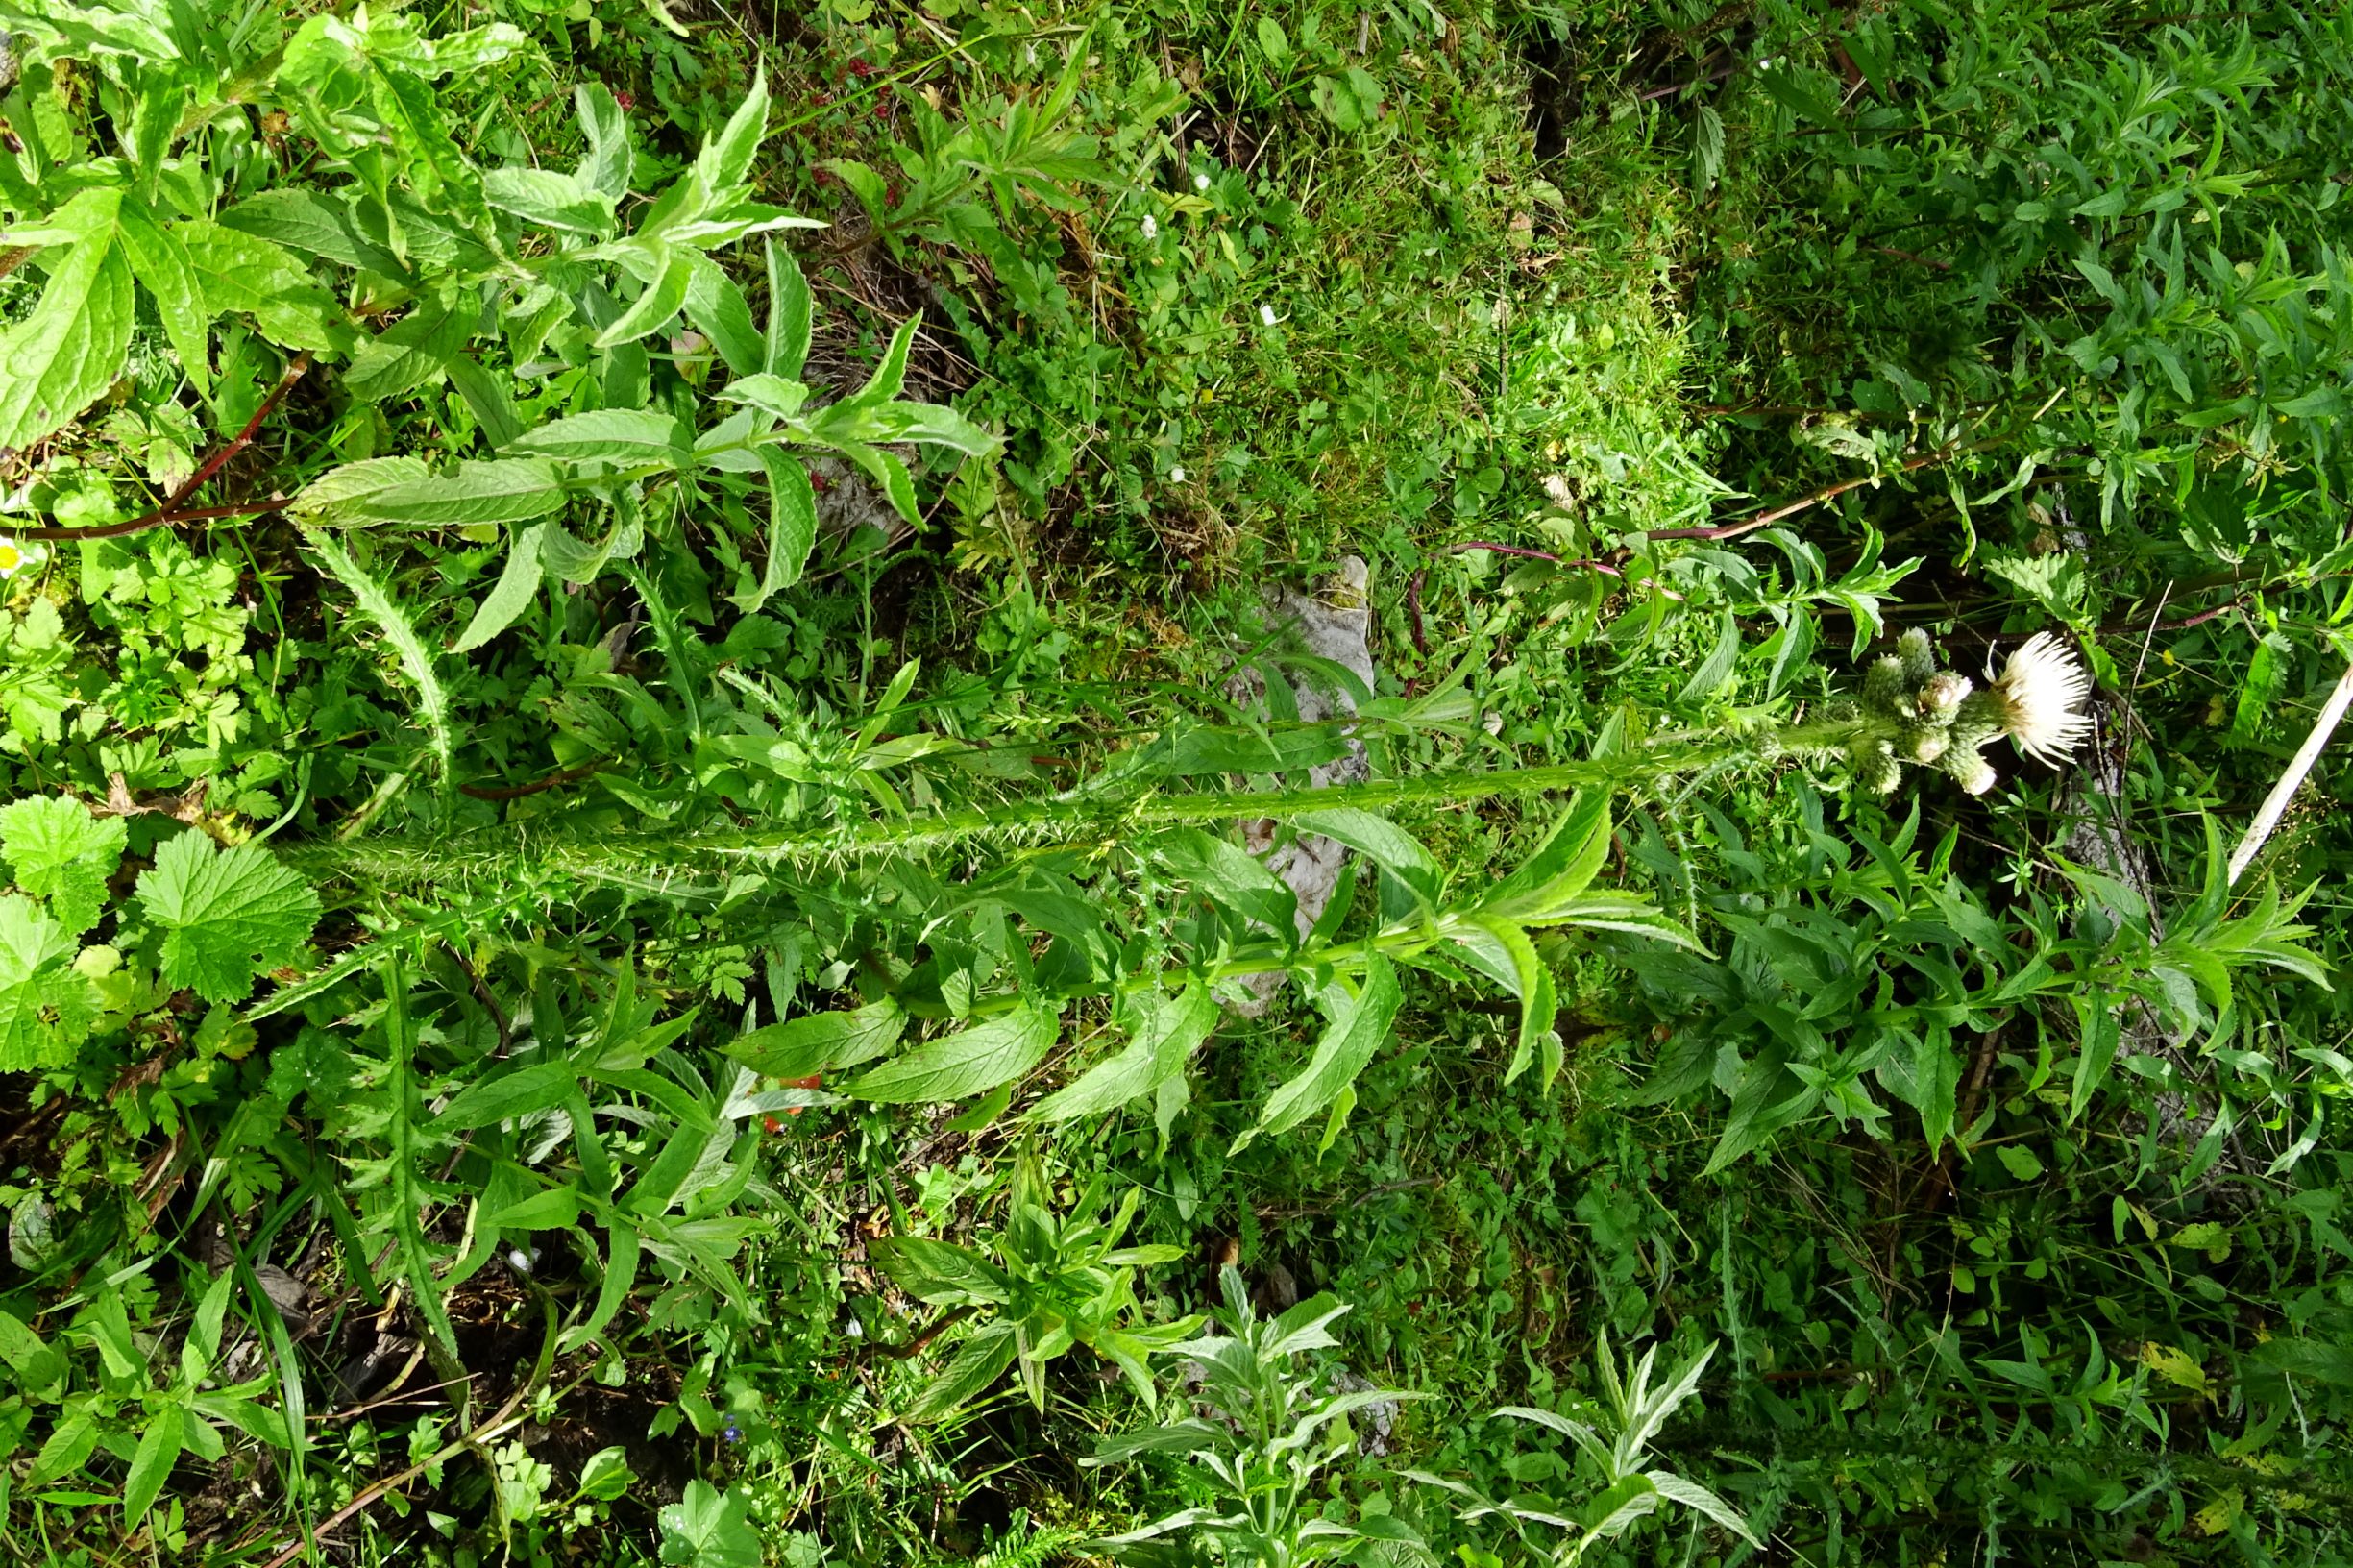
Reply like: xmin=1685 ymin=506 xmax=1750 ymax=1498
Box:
xmin=1140 ymin=213 xmax=1158 ymax=240
xmin=1990 ymin=631 xmax=2095 ymax=765
xmin=1193 ymin=172 xmax=1211 ymax=192
xmin=1169 ymin=466 xmax=1187 ymax=483
xmin=506 ymin=1248 xmax=532 ymax=1274
xmin=0 ymin=534 xmax=41 ymax=577
xmin=1259 ymin=304 xmax=1278 ymax=326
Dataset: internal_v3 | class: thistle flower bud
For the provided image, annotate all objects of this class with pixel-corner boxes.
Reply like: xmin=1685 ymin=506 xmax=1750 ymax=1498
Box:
xmin=1943 ymin=747 xmax=1998 ymax=796
xmin=1905 ymin=727 xmax=1949 ymax=764
xmin=1917 ymin=672 xmax=1972 ymax=723
xmin=1863 ymin=657 xmax=1912 ymax=718
xmin=1855 ymin=746 xmax=1903 ymax=794
xmin=1898 ymin=627 xmax=1937 ymax=688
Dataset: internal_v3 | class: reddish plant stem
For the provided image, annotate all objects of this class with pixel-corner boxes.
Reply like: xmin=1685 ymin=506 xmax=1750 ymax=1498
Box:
xmin=1448 ymin=541 xmax=1688 ymax=600
xmin=16 ymin=352 xmax=313 ymax=544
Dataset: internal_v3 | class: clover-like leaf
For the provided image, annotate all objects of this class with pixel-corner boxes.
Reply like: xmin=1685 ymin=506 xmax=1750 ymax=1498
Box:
xmin=135 ymin=832 xmax=321 ymax=1004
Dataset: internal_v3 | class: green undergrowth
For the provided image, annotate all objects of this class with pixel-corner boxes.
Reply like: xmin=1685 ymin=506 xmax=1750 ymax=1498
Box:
xmin=1 ymin=1 xmax=2351 ymax=1565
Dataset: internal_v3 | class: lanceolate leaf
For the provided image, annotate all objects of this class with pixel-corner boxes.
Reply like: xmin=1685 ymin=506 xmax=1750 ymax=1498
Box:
xmin=1235 ymin=956 xmax=1403 ymax=1152
xmin=1031 ymin=983 xmax=1217 ymax=1122
xmin=764 ymin=238 xmax=812 ymax=379
xmin=725 ymin=999 xmax=906 ymax=1081
xmin=302 ymin=528 xmax=455 ymax=782
xmin=841 ymin=1003 xmax=1057 ymax=1105
xmin=452 ymin=522 xmax=545 ymax=652
xmin=744 ymin=446 xmax=818 ymax=607
xmin=134 ymin=832 xmax=322 ymax=1005
xmin=114 ymin=198 xmax=210 ymax=394
xmin=342 ymin=293 xmax=476 ymax=402
xmin=595 ymin=247 xmax=694 ymax=349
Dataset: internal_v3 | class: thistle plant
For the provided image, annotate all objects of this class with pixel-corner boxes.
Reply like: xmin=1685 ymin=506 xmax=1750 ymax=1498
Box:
xmin=1789 ymin=627 xmax=2096 ymax=796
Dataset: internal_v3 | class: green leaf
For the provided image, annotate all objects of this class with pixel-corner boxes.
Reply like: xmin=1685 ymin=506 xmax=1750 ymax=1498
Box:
xmin=698 ymin=71 xmax=771 ymax=193
xmin=179 ymin=218 xmax=354 ymax=355
xmin=682 ymin=253 xmax=763 ymax=377
xmin=900 ymin=1322 xmax=1020 ymax=1425
xmin=732 ymin=447 xmax=817 ymax=612
xmin=716 ymin=372 xmax=810 ymax=423
xmin=658 ymin=1480 xmax=762 ymax=1568
xmin=596 ymin=248 xmax=694 ymax=349
xmin=135 ymin=832 xmax=322 ymax=1004
xmin=1236 ymin=956 xmax=1403 ymax=1151
xmin=1479 ymin=793 xmax=1611 ymax=920
xmin=0 ymin=193 xmax=134 ymax=447
xmin=1468 ymin=917 xmax=1562 ymax=1090
xmin=115 ymin=198 xmax=210 ymax=395
xmin=575 ymin=85 xmax=635 ymax=199
xmin=502 ymin=409 xmax=685 ymax=467
xmin=1031 ymin=983 xmax=1217 ymax=1122
xmin=725 ymin=999 xmax=907 ymax=1080
xmin=433 ymin=1061 xmax=577 ymax=1130
xmin=122 ymin=1406 xmax=183 ymax=1530
xmin=840 ymin=1003 xmax=1056 ymax=1104
xmin=452 ymin=523 xmax=545 ymax=653
xmin=2068 ymin=992 xmax=2120 ymax=1123
xmin=577 ymin=1446 xmax=634 ymax=1502
xmin=1290 ymin=810 xmax=1442 ymax=913
xmin=286 ymin=456 xmax=432 ymax=525
xmin=868 ymin=1237 xmax=1012 ymax=1306
xmin=302 ymin=528 xmax=455 ymax=782
xmin=0 ymin=894 xmax=90 ymax=1071
xmin=220 ymin=190 xmax=401 ymax=274
xmin=350 ymin=459 xmax=570 ymax=527
xmin=342 ymin=295 xmax=475 ymax=403
xmin=846 ymin=315 xmax=918 ymax=409
xmin=763 ymin=239 xmax=811 ymax=379
xmin=0 ymin=795 xmax=126 ymax=935
xmin=481 ymin=166 xmax=613 ymax=234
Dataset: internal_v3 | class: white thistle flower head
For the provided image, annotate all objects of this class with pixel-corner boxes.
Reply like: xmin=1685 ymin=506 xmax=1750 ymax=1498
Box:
xmin=1140 ymin=213 xmax=1158 ymax=240
xmin=0 ymin=534 xmax=41 ymax=577
xmin=1991 ymin=631 xmax=2095 ymax=764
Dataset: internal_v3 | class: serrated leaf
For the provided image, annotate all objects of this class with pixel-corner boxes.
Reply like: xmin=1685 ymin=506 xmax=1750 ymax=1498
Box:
xmin=840 ymin=1004 xmax=1056 ymax=1105
xmin=287 ymin=456 xmax=432 ymax=525
xmin=179 ymin=218 xmax=353 ymax=355
xmin=303 ymin=528 xmax=454 ymax=781
xmin=734 ymin=447 xmax=817 ymax=612
xmin=1480 ymin=792 xmax=1611 ymax=920
xmin=900 ymin=1322 xmax=1020 ymax=1425
xmin=359 ymin=459 xmax=569 ymax=527
xmin=1236 ymin=957 xmax=1402 ymax=1152
xmin=135 ymin=833 xmax=320 ymax=1005
xmin=724 ymin=999 xmax=906 ymax=1080
xmin=846 ymin=315 xmax=918 ymax=409
xmin=342 ymin=294 xmax=475 ymax=403
xmin=115 ymin=198 xmax=210 ymax=395
xmin=1031 ymin=983 xmax=1218 ymax=1122
xmin=764 ymin=239 xmax=811 ymax=379
xmin=502 ymin=409 xmax=685 ymax=467
xmin=574 ymin=84 xmax=634 ymax=199
xmin=595 ymin=248 xmax=693 ymax=349
xmin=0 ymin=796 xmax=126 ymax=935
xmin=682 ymin=253 xmax=762 ymax=377
xmin=219 ymin=190 xmax=401 ymax=274
xmin=698 ymin=70 xmax=770 ymax=193
xmin=867 ymin=1237 xmax=1012 ymax=1306
xmin=0 ymin=895 xmax=90 ymax=1071
xmin=482 ymin=166 xmax=613 ymax=234
xmin=0 ymin=195 xmax=133 ymax=447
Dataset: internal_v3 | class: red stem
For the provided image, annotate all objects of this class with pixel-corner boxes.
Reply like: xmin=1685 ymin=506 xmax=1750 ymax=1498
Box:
xmin=16 ymin=352 xmax=313 ymax=544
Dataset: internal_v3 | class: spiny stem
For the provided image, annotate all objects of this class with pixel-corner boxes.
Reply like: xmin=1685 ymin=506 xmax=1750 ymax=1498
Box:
xmin=291 ymin=720 xmax=1871 ymax=892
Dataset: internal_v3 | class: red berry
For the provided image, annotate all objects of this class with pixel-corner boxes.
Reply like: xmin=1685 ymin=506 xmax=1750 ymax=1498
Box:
xmin=614 ymin=89 xmax=635 ymax=111
xmin=763 ymin=1115 xmax=784 ymax=1134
